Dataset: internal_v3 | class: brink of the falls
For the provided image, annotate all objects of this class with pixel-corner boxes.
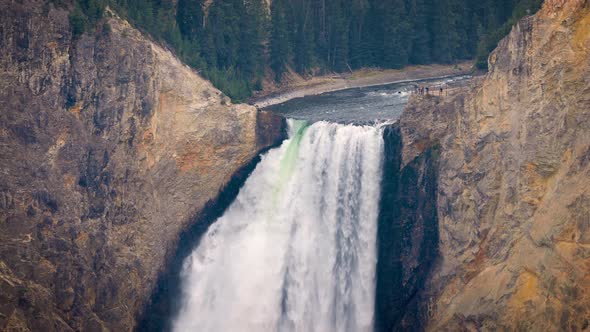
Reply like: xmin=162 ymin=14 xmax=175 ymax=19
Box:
xmin=173 ymin=120 xmax=385 ymax=332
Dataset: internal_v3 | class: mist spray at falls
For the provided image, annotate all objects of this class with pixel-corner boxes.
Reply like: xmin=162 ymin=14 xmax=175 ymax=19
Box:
xmin=173 ymin=120 xmax=384 ymax=332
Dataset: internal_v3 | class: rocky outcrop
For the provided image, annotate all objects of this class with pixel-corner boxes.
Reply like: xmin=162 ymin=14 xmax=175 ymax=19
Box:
xmin=0 ymin=1 xmax=284 ymax=331
xmin=399 ymin=0 xmax=590 ymax=330
xmin=375 ymin=126 xmax=440 ymax=332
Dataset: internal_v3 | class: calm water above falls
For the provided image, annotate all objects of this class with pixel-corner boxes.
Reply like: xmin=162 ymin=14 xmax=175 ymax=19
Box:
xmin=261 ymin=75 xmax=471 ymax=124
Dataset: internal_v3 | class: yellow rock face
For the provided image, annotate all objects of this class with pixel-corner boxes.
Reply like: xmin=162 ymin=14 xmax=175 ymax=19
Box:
xmin=401 ymin=0 xmax=590 ymax=330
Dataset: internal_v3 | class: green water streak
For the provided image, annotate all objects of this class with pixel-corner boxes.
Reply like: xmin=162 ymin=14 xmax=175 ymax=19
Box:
xmin=273 ymin=120 xmax=308 ymax=203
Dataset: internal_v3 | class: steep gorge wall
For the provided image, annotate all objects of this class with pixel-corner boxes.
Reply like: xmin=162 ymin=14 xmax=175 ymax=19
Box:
xmin=399 ymin=0 xmax=590 ymax=330
xmin=375 ymin=126 xmax=440 ymax=332
xmin=0 ymin=1 xmax=284 ymax=330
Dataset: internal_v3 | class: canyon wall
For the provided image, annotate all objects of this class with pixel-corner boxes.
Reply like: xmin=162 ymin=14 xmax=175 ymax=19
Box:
xmin=399 ymin=0 xmax=590 ymax=329
xmin=376 ymin=126 xmax=440 ymax=332
xmin=0 ymin=1 xmax=284 ymax=330
xmin=2 ymin=0 xmax=589 ymax=330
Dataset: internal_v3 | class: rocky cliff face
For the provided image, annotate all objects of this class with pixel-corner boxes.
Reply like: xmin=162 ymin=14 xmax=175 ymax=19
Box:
xmin=399 ymin=0 xmax=590 ymax=330
xmin=0 ymin=1 xmax=284 ymax=330
xmin=375 ymin=126 xmax=440 ymax=332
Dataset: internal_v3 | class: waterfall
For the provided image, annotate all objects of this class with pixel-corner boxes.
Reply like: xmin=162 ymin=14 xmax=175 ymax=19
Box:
xmin=173 ymin=120 xmax=384 ymax=332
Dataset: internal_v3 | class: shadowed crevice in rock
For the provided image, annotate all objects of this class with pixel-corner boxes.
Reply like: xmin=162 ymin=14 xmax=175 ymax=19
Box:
xmin=136 ymin=120 xmax=287 ymax=332
xmin=375 ymin=125 xmax=440 ymax=332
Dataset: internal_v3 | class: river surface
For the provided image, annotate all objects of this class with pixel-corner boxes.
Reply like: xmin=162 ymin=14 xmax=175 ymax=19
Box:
xmin=261 ymin=75 xmax=471 ymax=124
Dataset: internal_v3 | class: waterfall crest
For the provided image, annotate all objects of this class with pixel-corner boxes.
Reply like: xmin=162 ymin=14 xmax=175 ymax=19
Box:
xmin=173 ymin=120 xmax=384 ymax=332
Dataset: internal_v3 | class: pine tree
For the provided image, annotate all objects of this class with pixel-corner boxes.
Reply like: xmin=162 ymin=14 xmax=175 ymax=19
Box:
xmin=408 ymin=0 xmax=431 ymax=64
xmin=358 ymin=3 xmax=381 ymax=67
xmin=291 ymin=0 xmax=316 ymax=75
xmin=347 ymin=0 xmax=369 ymax=69
xmin=238 ymin=0 xmax=268 ymax=79
xmin=430 ymin=0 xmax=454 ymax=63
xmin=270 ymin=0 xmax=290 ymax=81
xmin=381 ymin=0 xmax=411 ymax=68
xmin=177 ymin=0 xmax=203 ymax=41
xmin=326 ymin=0 xmax=349 ymax=71
xmin=206 ymin=0 xmax=241 ymax=69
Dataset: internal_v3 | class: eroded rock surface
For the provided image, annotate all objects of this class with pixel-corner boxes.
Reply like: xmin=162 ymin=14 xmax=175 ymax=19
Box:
xmin=400 ymin=0 xmax=590 ymax=330
xmin=376 ymin=126 xmax=440 ymax=332
xmin=0 ymin=1 xmax=284 ymax=330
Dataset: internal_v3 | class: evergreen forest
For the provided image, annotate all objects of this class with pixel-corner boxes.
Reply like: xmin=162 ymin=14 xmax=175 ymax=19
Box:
xmin=68 ymin=0 xmax=543 ymax=101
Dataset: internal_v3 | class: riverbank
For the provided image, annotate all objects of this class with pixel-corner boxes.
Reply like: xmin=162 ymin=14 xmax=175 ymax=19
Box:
xmin=250 ymin=61 xmax=474 ymax=108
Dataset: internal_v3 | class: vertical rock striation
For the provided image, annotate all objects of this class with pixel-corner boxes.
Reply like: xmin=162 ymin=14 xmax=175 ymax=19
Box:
xmin=0 ymin=1 xmax=285 ymax=330
xmin=376 ymin=126 xmax=440 ymax=332
xmin=398 ymin=0 xmax=590 ymax=330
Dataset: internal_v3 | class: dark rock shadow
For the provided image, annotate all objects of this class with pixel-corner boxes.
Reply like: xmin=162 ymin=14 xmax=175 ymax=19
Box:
xmin=136 ymin=130 xmax=287 ymax=332
xmin=375 ymin=125 xmax=440 ymax=332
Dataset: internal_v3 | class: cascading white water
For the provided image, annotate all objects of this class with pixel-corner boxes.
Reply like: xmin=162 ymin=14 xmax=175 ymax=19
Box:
xmin=173 ymin=120 xmax=384 ymax=332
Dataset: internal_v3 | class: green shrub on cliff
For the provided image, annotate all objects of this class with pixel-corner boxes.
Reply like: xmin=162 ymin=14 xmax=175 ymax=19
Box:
xmin=78 ymin=0 xmax=105 ymax=23
xmin=69 ymin=6 xmax=87 ymax=38
xmin=69 ymin=0 xmax=106 ymax=38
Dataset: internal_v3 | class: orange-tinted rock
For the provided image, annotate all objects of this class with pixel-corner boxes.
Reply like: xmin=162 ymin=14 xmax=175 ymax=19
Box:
xmin=400 ymin=0 xmax=590 ymax=330
xmin=0 ymin=2 xmax=284 ymax=331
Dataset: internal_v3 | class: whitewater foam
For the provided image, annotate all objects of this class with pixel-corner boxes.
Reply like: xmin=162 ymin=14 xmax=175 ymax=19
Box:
xmin=173 ymin=120 xmax=384 ymax=332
